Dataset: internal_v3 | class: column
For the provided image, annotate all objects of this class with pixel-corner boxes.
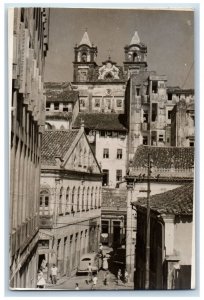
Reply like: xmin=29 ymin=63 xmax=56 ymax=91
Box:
xmin=126 ymin=185 xmax=133 ymax=281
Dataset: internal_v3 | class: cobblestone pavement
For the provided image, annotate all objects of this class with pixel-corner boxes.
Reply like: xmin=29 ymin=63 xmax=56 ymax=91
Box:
xmin=46 ymin=269 xmax=133 ymax=291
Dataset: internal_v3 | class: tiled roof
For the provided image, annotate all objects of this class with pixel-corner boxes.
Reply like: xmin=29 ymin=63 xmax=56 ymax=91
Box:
xmin=73 ymin=113 xmax=128 ymax=131
xmin=131 ymin=145 xmax=194 ymax=170
xmin=102 ymin=188 xmax=127 ymax=210
xmin=134 ymin=183 xmax=193 ymax=216
xmin=45 ymin=82 xmax=79 ymax=103
xmin=41 ymin=130 xmax=79 ymax=166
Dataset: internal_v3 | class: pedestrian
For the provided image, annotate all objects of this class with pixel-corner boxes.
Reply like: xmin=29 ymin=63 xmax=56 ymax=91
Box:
xmin=50 ymin=264 xmax=58 ymax=284
xmin=91 ymin=274 xmax=98 ymax=290
xmin=75 ymin=283 xmax=80 ymax=290
xmin=102 ymin=256 xmax=108 ymax=271
xmin=36 ymin=269 xmax=46 ymax=289
xmin=87 ymin=262 xmax=92 ymax=284
xmin=104 ymin=270 xmax=109 ymax=286
xmin=117 ymin=268 xmax=122 ymax=285
xmin=124 ymin=269 xmax=129 ymax=284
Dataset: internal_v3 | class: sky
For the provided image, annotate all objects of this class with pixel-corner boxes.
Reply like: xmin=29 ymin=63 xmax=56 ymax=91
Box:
xmin=44 ymin=8 xmax=194 ymax=89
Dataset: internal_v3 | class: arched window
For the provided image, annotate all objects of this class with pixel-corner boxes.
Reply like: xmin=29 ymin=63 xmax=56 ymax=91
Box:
xmin=133 ymin=52 xmax=138 ymax=62
xmin=65 ymin=187 xmax=70 ymax=214
xmin=95 ymin=187 xmax=98 ymax=208
xmin=91 ymin=187 xmax=94 ymax=209
xmin=40 ymin=189 xmax=50 ymax=215
xmin=82 ymin=187 xmax=85 ymax=211
xmin=86 ymin=187 xmax=89 ymax=211
xmin=81 ymin=52 xmax=87 ymax=62
xmin=98 ymin=187 xmax=101 ymax=208
xmin=71 ymin=187 xmax=75 ymax=212
xmin=77 ymin=187 xmax=80 ymax=212
xmin=59 ymin=187 xmax=63 ymax=215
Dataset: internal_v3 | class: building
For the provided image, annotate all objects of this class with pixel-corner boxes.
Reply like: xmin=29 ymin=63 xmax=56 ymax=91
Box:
xmin=73 ymin=112 xmax=128 ymax=187
xmin=72 ymin=31 xmax=126 ymax=114
xmin=101 ymin=188 xmax=127 ymax=248
xmin=39 ymin=126 xmax=102 ymax=279
xmin=171 ymin=97 xmax=195 ymax=147
xmin=133 ymin=183 xmax=194 ymax=289
xmin=9 ymin=8 xmax=49 ymax=288
xmin=125 ymin=145 xmax=194 ymax=282
xmin=44 ymin=82 xmax=79 ymax=130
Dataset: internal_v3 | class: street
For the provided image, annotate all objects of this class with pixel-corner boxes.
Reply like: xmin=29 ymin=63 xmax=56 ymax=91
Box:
xmin=46 ymin=246 xmax=133 ymax=291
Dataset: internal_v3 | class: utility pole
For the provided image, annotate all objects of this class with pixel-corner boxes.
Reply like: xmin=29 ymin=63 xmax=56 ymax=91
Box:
xmin=145 ymin=153 xmax=153 ymax=289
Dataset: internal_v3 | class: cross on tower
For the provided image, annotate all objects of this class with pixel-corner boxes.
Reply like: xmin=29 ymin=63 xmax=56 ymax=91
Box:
xmin=107 ymin=48 xmax=112 ymax=60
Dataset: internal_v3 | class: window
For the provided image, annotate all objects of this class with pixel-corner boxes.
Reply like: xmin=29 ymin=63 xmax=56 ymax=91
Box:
xmin=158 ymin=134 xmax=164 ymax=142
xmin=136 ymin=88 xmax=140 ymax=96
xmin=65 ymin=187 xmax=69 ymax=214
xmin=54 ymin=103 xmax=59 ymax=110
xmin=106 ymin=99 xmax=111 ymax=109
xmin=168 ymin=110 xmax=172 ymax=120
xmin=71 ymin=187 xmax=75 ymax=212
xmin=189 ymin=141 xmax=194 ymax=147
xmin=63 ymin=104 xmax=68 ymax=112
xmin=116 ymin=169 xmax=122 ymax=182
xmin=152 ymin=81 xmax=158 ymax=93
xmin=168 ymin=93 xmax=172 ymax=101
xmin=100 ymin=131 xmax=106 ymax=137
xmin=143 ymin=111 xmax=148 ymax=123
xmin=152 ymin=103 xmax=157 ymax=122
xmin=106 ymin=131 xmax=112 ymax=137
xmin=46 ymin=102 xmax=50 ymax=111
xmin=95 ymin=187 xmax=98 ymax=208
xmin=91 ymin=187 xmax=94 ymax=209
xmin=59 ymin=187 xmax=63 ymax=215
xmin=103 ymin=148 xmax=109 ymax=159
xmin=77 ymin=187 xmax=80 ymax=212
xmin=102 ymin=170 xmax=109 ymax=186
xmin=117 ymin=149 xmax=122 ymax=159
xmin=116 ymin=99 xmax=122 ymax=108
xmin=80 ymin=98 xmax=86 ymax=107
xmin=143 ymin=136 xmax=148 ymax=145
xmin=86 ymin=188 xmax=89 ymax=210
xmin=94 ymin=99 xmax=100 ymax=107
xmin=39 ymin=189 xmax=50 ymax=215
xmin=82 ymin=187 xmax=85 ymax=211
xmin=81 ymin=52 xmax=87 ymax=62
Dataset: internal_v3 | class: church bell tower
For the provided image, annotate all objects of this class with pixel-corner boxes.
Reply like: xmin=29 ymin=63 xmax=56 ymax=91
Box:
xmin=123 ymin=31 xmax=147 ymax=78
xmin=73 ymin=30 xmax=98 ymax=82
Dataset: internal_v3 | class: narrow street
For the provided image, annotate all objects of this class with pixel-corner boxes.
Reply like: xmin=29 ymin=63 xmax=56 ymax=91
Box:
xmin=46 ymin=269 xmax=133 ymax=291
xmin=45 ymin=246 xmax=134 ymax=291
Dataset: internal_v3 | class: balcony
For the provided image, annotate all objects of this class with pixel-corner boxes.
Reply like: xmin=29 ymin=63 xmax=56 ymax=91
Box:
xmin=39 ymin=215 xmax=54 ymax=229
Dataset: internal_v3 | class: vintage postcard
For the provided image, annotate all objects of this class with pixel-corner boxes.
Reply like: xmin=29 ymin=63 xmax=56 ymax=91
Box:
xmin=9 ymin=7 xmax=195 ymax=291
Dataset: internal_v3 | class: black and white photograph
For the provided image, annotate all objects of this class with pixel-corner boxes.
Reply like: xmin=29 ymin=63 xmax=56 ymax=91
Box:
xmin=8 ymin=6 xmax=195 ymax=291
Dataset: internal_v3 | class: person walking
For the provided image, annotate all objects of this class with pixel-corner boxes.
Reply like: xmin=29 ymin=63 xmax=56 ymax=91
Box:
xmin=117 ymin=268 xmax=122 ymax=285
xmin=75 ymin=283 xmax=80 ymax=290
xmin=36 ymin=269 xmax=46 ymax=289
xmin=91 ymin=274 xmax=98 ymax=290
xmin=87 ymin=262 xmax=92 ymax=284
xmin=104 ymin=270 xmax=109 ymax=286
xmin=124 ymin=269 xmax=129 ymax=285
xmin=50 ymin=264 xmax=58 ymax=284
xmin=102 ymin=256 xmax=108 ymax=271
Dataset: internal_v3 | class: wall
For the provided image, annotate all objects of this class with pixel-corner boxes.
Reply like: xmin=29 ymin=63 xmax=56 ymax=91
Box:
xmin=40 ymin=172 xmax=102 ymax=276
xmin=9 ymin=7 xmax=49 ymax=288
xmin=73 ymin=83 xmax=125 ymax=113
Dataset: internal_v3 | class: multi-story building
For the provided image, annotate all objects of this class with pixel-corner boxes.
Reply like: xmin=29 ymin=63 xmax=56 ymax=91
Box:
xmin=39 ymin=125 xmax=102 ymax=279
xmin=73 ymin=112 xmax=128 ymax=187
xmin=9 ymin=8 xmax=49 ymax=288
xmin=44 ymin=82 xmax=79 ymax=130
xmin=171 ymin=96 xmax=195 ymax=147
xmin=125 ymin=145 xmax=194 ymax=282
xmin=133 ymin=183 xmax=193 ymax=290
